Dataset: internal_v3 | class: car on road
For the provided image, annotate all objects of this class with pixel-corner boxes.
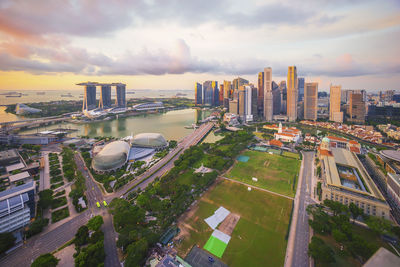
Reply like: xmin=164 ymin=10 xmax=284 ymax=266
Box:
xmin=96 ymin=202 xmax=100 ymax=208
xmin=103 ymin=200 xmax=108 ymax=207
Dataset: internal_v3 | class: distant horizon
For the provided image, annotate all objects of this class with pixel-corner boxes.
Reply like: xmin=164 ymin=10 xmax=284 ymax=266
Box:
xmin=0 ymin=1 xmax=399 ymax=92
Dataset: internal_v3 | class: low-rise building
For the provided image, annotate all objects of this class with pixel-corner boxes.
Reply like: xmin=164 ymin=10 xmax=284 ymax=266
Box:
xmin=318 ymin=138 xmax=391 ymax=219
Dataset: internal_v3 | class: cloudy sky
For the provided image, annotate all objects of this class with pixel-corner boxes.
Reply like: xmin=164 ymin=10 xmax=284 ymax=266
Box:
xmin=0 ymin=0 xmax=399 ymax=91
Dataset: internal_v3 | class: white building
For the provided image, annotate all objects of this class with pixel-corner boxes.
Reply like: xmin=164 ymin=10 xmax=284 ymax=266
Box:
xmin=245 ymin=85 xmax=253 ymax=122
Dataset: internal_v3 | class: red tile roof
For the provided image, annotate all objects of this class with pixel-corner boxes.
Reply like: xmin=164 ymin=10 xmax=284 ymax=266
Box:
xmin=327 ymin=136 xmax=348 ymax=142
xmin=269 ymin=139 xmax=283 ymax=147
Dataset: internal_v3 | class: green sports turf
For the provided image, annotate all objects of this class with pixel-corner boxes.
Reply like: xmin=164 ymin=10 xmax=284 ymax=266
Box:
xmin=204 ymin=235 xmax=228 ymax=258
xmin=227 ymin=150 xmax=300 ymax=197
xmin=176 ymin=180 xmax=293 ymax=267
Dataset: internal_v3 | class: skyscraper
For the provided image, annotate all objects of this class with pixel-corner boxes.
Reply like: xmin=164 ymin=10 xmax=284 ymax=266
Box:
xmin=212 ymin=81 xmax=219 ymax=106
xmin=263 ymin=67 xmax=273 ymax=121
xmin=238 ymin=86 xmax=246 ymax=118
xmin=223 ymin=80 xmax=232 ymax=109
xmin=232 ymin=77 xmax=249 ymax=90
xmin=329 ymin=84 xmax=343 ymax=122
xmin=272 ymin=81 xmax=281 ymax=115
xmin=195 ymin=82 xmax=202 ymax=105
xmin=257 ymin=72 xmax=264 ymax=117
xmin=304 ymin=82 xmax=318 ymax=121
xmin=203 ymin=81 xmax=213 ymax=106
xmin=280 ymin=81 xmax=287 ymax=114
xmin=349 ymin=92 xmax=366 ymax=123
xmin=115 ymin=83 xmax=126 ymax=108
xmin=78 ymin=82 xmax=97 ymax=111
xmin=219 ymin=84 xmax=224 ymax=105
xmin=298 ymin=77 xmax=305 ymax=101
xmin=251 ymin=86 xmax=258 ymax=119
xmin=287 ymin=66 xmax=298 ymax=122
xmin=99 ymin=84 xmax=112 ymax=109
xmin=244 ymin=85 xmax=254 ymax=122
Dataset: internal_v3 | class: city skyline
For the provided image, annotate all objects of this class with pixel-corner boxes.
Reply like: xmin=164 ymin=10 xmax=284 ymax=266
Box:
xmin=0 ymin=0 xmax=399 ymax=91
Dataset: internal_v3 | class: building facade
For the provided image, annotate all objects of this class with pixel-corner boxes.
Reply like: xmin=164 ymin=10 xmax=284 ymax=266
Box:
xmin=329 ymin=84 xmax=343 ymax=122
xmin=263 ymin=67 xmax=273 ymax=121
xmin=99 ymin=84 xmax=112 ymax=109
xmin=349 ymin=91 xmax=366 ymax=123
xmin=287 ymin=66 xmax=298 ymax=122
xmin=257 ymin=72 xmax=264 ymax=117
xmin=298 ymin=77 xmax=305 ymax=101
xmin=115 ymin=83 xmax=126 ymax=108
xmin=195 ymin=82 xmax=202 ymax=105
xmin=304 ymin=82 xmax=318 ymax=121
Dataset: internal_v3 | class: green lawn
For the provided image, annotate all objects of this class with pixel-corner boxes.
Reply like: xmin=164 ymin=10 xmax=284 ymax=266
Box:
xmin=226 ymin=150 xmax=301 ymax=197
xmin=176 ymin=179 xmax=293 ymax=267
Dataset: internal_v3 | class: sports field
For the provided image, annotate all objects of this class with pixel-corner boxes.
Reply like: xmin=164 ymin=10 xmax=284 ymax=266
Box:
xmin=226 ymin=150 xmax=301 ymax=197
xmin=175 ymin=179 xmax=293 ymax=267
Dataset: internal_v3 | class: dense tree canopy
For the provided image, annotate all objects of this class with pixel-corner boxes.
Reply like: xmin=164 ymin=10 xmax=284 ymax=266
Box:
xmin=0 ymin=232 xmax=16 ymax=254
xmin=31 ymin=253 xmax=59 ymax=267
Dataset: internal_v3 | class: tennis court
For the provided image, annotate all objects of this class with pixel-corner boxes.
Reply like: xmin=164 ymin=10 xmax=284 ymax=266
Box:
xmin=236 ymin=155 xmax=249 ymax=162
xmin=266 ymin=148 xmax=282 ymax=155
xmin=253 ymin=146 xmax=268 ymax=152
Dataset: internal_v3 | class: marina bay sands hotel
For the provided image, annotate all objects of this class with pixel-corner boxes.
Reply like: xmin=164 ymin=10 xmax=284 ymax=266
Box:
xmin=77 ymin=82 xmax=126 ymax=111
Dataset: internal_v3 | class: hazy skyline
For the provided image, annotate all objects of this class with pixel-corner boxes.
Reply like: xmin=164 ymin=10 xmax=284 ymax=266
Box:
xmin=0 ymin=0 xmax=399 ymax=91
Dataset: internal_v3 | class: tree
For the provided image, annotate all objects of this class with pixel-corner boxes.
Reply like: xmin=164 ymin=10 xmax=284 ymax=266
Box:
xmin=0 ymin=232 xmax=16 ymax=254
xmin=332 ymin=228 xmax=348 ymax=243
xmin=25 ymin=218 xmax=49 ymax=237
xmin=125 ymin=239 xmax=148 ymax=267
xmin=75 ymin=225 xmax=89 ymax=246
xmin=347 ymin=235 xmax=375 ymax=262
xmin=365 ymin=216 xmax=392 ymax=235
xmin=38 ymin=189 xmax=54 ymax=210
xmin=349 ymin=203 xmax=363 ymax=223
xmin=31 ymin=253 xmax=59 ymax=267
xmin=308 ymin=236 xmax=335 ymax=264
xmin=324 ymin=199 xmax=348 ymax=216
xmin=87 ymin=215 xmax=104 ymax=231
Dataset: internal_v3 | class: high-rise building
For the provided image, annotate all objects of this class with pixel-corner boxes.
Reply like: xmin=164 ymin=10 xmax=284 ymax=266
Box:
xmin=329 ymin=84 xmax=343 ymax=122
xmin=298 ymin=77 xmax=305 ymax=101
xmin=251 ymin=86 xmax=258 ymax=120
xmin=263 ymin=67 xmax=273 ymax=121
xmin=257 ymin=72 xmax=264 ymax=117
xmin=223 ymin=80 xmax=231 ymax=109
xmin=238 ymin=86 xmax=246 ymax=118
xmin=272 ymin=81 xmax=281 ymax=115
xmin=212 ymin=81 xmax=219 ymax=106
xmin=349 ymin=91 xmax=366 ymax=123
xmin=115 ymin=83 xmax=126 ymax=108
xmin=219 ymin=84 xmax=224 ymax=105
xmin=280 ymin=81 xmax=287 ymax=114
xmin=203 ymin=81 xmax=213 ymax=106
xmin=232 ymin=77 xmax=249 ymax=90
xmin=304 ymin=82 xmax=318 ymax=121
xmin=99 ymin=84 xmax=112 ymax=109
xmin=195 ymin=82 xmax=202 ymax=105
xmin=78 ymin=82 xmax=97 ymax=111
xmin=245 ymin=85 xmax=254 ymax=122
xmin=287 ymin=66 xmax=298 ymax=121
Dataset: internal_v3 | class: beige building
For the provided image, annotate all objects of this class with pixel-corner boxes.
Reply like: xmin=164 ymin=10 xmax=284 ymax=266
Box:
xmin=229 ymin=99 xmax=238 ymax=114
xmin=318 ymin=138 xmax=391 ymax=220
xmin=287 ymin=66 xmax=298 ymax=122
xmin=304 ymin=82 xmax=318 ymax=121
xmin=223 ymin=80 xmax=231 ymax=99
xmin=329 ymin=84 xmax=343 ymax=122
xmin=264 ymin=67 xmax=273 ymax=121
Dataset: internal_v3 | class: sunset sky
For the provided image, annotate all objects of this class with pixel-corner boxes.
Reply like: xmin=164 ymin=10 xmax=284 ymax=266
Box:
xmin=0 ymin=0 xmax=399 ymax=91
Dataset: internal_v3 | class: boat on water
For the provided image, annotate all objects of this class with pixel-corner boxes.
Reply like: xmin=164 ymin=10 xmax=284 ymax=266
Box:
xmin=176 ymin=93 xmax=187 ymax=96
xmin=61 ymin=93 xmax=73 ymax=97
xmin=127 ymin=91 xmax=135 ymax=94
xmin=37 ymin=92 xmax=46 ymax=95
xmin=6 ymin=93 xmax=22 ymax=97
xmin=184 ymin=123 xmax=199 ymax=129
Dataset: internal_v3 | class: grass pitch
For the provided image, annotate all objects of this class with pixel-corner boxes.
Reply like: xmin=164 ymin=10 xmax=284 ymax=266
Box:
xmin=226 ymin=150 xmax=300 ymax=197
xmin=176 ymin=179 xmax=293 ymax=267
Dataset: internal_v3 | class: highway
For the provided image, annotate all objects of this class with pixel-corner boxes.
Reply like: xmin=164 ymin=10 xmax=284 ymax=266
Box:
xmin=286 ymin=151 xmax=315 ymax=267
xmin=0 ymin=122 xmax=214 ymax=267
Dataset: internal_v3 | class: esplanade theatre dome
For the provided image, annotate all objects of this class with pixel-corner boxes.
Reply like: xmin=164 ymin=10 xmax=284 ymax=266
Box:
xmin=131 ymin=133 xmax=167 ymax=149
xmin=92 ymin=141 xmax=130 ymax=172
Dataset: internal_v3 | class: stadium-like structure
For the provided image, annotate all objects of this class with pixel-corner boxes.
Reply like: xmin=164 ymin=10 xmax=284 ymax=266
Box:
xmin=92 ymin=140 xmax=130 ymax=172
xmin=131 ymin=133 xmax=168 ymax=150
